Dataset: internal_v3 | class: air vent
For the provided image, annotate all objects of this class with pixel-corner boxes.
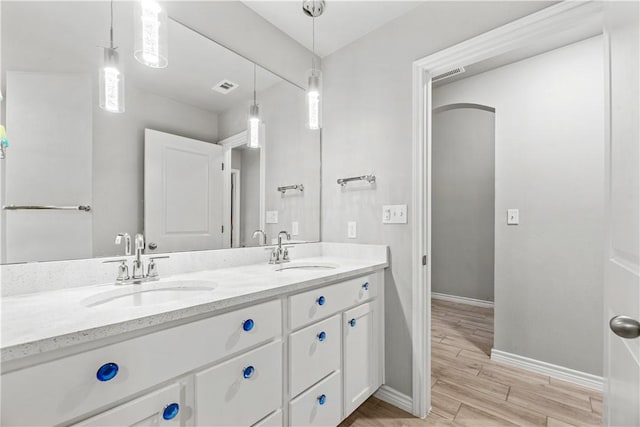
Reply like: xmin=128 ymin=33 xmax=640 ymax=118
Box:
xmin=432 ymin=66 xmax=466 ymax=83
xmin=212 ymin=79 xmax=239 ymax=94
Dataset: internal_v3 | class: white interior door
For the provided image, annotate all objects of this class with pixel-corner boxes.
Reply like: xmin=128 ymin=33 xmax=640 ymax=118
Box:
xmin=144 ymin=129 xmax=224 ymax=253
xmin=4 ymin=72 xmax=92 ymax=263
xmin=603 ymin=2 xmax=640 ymax=426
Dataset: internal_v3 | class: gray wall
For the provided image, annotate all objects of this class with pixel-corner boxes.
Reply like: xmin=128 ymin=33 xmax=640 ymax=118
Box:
xmin=321 ymin=1 xmax=553 ymax=395
xmin=240 ymin=148 xmax=261 ymax=247
xmin=433 ymin=36 xmax=605 ymax=375
xmin=432 ymin=106 xmax=495 ymax=302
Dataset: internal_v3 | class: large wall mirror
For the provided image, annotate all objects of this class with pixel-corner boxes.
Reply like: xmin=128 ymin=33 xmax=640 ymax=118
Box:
xmin=0 ymin=1 xmax=321 ymax=264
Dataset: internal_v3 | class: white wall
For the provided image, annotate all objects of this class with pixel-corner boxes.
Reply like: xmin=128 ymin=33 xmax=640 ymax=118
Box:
xmin=433 ymin=36 xmax=605 ymax=375
xmin=321 ymin=1 xmax=553 ymax=396
xmin=432 ymin=106 xmax=495 ymax=302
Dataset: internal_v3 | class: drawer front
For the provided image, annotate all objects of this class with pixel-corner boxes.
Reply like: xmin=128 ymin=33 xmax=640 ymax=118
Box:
xmin=196 ymin=340 xmax=283 ymax=427
xmin=289 ymin=370 xmax=342 ymax=427
xmin=253 ymin=409 xmax=283 ymax=427
xmin=289 ymin=274 xmax=375 ymax=330
xmin=289 ymin=314 xmax=341 ymax=397
xmin=74 ymin=382 xmax=182 ymax=426
xmin=1 ymin=299 xmax=281 ymax=426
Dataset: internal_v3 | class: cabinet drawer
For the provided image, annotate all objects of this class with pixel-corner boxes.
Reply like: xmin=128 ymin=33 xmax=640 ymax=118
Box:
xmin=289 ymin=314 xmax=341 ymax=397
xmin=289 ymin=370 xmax=342 ymax=427
xmin=289 ymin=274 xmax=375 ymax=329
xmin=196 ymin=340 xmax=283 ymax=426
xmin=1 ymin=299 xmax=281 ymax=426
xmin=74 ymin=382 xmax=182 ymax=426
xmin=253 ymin=409 xmax=283 ymax=427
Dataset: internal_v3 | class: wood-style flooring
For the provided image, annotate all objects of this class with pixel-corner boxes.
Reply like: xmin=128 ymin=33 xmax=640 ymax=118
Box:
xmin=339 ymin=299 xmax=603 ymax=427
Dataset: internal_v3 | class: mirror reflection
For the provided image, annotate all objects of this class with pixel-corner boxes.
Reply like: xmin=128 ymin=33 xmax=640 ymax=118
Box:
xmin=0 ymin=1 xmax=321 ymax=264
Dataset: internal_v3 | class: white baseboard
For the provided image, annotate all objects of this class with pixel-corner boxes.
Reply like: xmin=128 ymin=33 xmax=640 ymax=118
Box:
xmin=432 ymin=292 xmax=494 ymax=308
xmin=374 ymin=385 xmax=413 ymax=413
xmin=491 ymin=349 xmax=603 ymax=391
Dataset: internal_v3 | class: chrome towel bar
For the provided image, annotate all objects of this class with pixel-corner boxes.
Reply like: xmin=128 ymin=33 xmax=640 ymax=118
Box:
xmin=337 ymin=175 xmax=376 ymax=187
xmin=3 ymin=205 xmax=92 ymax=212
xmin=278 ymin=184 xmax=304 ymax=194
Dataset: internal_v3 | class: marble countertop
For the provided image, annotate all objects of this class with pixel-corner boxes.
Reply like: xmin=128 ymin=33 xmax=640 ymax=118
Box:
xmin=1 ymin=256 xmax=387 ymax=362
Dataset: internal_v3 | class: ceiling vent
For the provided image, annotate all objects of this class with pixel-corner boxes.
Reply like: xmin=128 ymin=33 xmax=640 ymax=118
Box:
xmin=432 ymin=66 xmax=466 ymax=83
xmin=212 ymin=79 xmax=239 ymax=94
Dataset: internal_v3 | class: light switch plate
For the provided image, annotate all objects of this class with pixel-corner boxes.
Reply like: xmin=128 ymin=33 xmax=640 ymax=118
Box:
xmin=347 ymin=221 xmax=357 ymax=239
xmin=383 ymin=204 xmax=408 ymax=224
xmin=507 ymin=209 xmax=519 ymax=225
xmin=266 ymin=210 xmax=278 ymax=224
xmin=291 ymin=221 xmax=299 ymax=236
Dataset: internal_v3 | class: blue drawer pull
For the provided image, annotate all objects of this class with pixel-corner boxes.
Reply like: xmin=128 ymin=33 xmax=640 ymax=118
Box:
xmin=317 ymin=296 xmax=326 ymax=306
xmin=348 ymin=318 xmax=357 ymax=327
xmin=317 ymin=331 xmax=327 ymax=342
xmin=318 ymin=394 xmax=327 ymax=405
xmin=242 ymin=319 xmax=255 ymax=332
xmin=162 ymin=403 xmax=180 ymax=420
xmin=96 ymin=362 xmax=119 ymax=382
xmin=243 ymin=365 xmax=255 ymax=379
xmin=362 ymin=282 xmax=369 ymax=291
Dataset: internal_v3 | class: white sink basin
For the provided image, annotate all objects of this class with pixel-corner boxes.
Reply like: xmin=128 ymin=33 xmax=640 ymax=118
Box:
xmin=82 ymin=280 xmax=218 ymax=308
xmin=275 ymin=262 xmax=338 ymax=272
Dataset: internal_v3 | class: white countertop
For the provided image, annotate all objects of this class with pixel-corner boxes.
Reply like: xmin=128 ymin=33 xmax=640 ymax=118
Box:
xmin=1 ymin=256 xmax=387 ymax=362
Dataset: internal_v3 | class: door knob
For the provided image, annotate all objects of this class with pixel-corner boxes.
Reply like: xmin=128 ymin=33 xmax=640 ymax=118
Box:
xmin=609 ymin=316 xmax=640 ymax=339
xmin=148 ymin=242 xmax=158 ymax=250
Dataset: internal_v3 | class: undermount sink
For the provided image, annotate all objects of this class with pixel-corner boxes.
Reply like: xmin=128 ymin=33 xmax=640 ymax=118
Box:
xmin=82 ymin=280 xmax=218 ymax=308
xmin=275 ymin=262 xmax=338 ymax=272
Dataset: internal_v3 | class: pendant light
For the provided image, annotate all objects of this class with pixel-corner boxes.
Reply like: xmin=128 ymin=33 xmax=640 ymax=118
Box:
xmin=247 ymin=64 xmax=261 ymax=148
xmin=99 ymin=0 xmax=125 ymax=113
xmin=303 ymin=0 xmax=324 ymax=130
xmin=134 ymin=0 xmax=168 ymax=68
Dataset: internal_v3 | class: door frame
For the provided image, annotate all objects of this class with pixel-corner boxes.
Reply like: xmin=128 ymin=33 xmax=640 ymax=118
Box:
xmin=219 ymin=129 xmax=266 ymax=249
xmin=230 ymin=168 xmax=241 ymax=248
xmin=410 ymin=1 xmax=606 ymax=417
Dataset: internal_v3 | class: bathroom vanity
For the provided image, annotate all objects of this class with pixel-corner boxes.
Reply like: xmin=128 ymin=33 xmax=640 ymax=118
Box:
xmin=0 ymin=244 xmax=387 ymax=426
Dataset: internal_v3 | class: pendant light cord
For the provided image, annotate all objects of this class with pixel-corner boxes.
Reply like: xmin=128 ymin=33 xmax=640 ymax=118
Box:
xmin=253 ymin=63 xmax=257 ymax=104
xmin=312 ymin=8 xmax=316 ymax=69
xmin=109 ymin=0 xmax=114 ymax=49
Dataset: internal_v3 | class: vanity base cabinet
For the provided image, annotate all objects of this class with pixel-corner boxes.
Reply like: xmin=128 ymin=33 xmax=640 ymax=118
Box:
xmin=289 ymin=371 xmax=342 ymax=427
xmin=195 ymin=340 xmax=283 ymax=427
xmin=253 ymin=409 xmax=283 ymax=427
xmin=72 ymin=382 xmax=184 ymax=427
xmin=343 ymin=301 xmax=381 ymax=416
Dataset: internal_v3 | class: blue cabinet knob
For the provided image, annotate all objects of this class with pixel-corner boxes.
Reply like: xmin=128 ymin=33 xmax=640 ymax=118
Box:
xmin=242 ymin=319 xmax=255 ymax=332
xmin=243 ymin=365 xmax=255 ymax=379
xmin=317 ymin=296 xmax=326 ymax=306
xmin=162 ymin=403 xmax=180 ymax=420
xmin=318 ymin=394 xmax=327 ymax=405
xmin=362 ymin=282 xmax=369 ymax=291
xmin=317 ymin=331 xmax=327 ymax=342
xmin=96 ymin=362 xmax=119 ymax=382
xmin=348 ymin=318 xmax=357 ymax=327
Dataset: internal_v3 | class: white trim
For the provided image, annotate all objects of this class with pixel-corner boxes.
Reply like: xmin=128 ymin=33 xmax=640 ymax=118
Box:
xmin=374 ymin=385 xmax=413 ymax=414
xmin=432 ymin=292 xmax=494 ymax=309
xmin=218 ymin=131 xmax=248 ymax=148
xmin=491 ymin=349 xmax=604 ymax=391
xmin=411 ymin=1 xmax=604 ymax=418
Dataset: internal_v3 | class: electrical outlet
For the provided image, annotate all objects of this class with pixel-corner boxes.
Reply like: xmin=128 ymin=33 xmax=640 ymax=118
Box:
xmin=292 ymin=221 xmax=299 ymax=236
xmin=347 ymin=221 xmax=357 ymax=239
xmin=507 ymin=209 xmax=519 ymax=225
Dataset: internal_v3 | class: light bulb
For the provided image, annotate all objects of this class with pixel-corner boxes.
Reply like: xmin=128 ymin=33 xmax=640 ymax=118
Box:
xmin=134 ymin=0 xmax=168 ymax=68
xmin=247 ymin=104 xmax=260 ymax=148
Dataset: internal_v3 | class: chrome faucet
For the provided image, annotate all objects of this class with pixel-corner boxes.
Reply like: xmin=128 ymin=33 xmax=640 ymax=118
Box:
xmin=104 ymin=232 xmax=169 ymax=284
xmin=270 ymin=230 xmax=291 ymax=264
xmin=252 ymin=229 xmax=267 ymax=246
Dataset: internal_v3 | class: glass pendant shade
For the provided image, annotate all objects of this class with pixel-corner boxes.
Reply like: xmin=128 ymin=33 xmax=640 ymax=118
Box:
xmin=247 ymin=103 xmax=261 ymax=148
xmin=99 ymin=47 xmax=125 ymax=113
xmin=134 ymin=0 xmax=168 ymax=69
xmin=306 ymin=68 xmax=322 ymax=130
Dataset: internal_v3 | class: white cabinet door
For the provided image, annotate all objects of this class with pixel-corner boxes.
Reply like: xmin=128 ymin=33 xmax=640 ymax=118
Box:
xmin=144 ymin=128 xmax=224 ymax=253
xmin=74 ymin=383 xmax=183 ymax=427
xmin=343 ymin=302 xmax=380 ymax=416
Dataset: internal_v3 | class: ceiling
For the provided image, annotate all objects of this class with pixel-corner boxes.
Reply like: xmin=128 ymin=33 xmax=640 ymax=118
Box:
xmin=243 ymin=1 xmax=424 ymax=57
xmin=2 ymin=1 xmax=285 ymax=114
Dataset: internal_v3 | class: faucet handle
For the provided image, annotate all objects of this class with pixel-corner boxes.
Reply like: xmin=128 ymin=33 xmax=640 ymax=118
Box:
xmin=147 ymin=256 xmax=169 ymax=279
xmin=115 ymin=233 xmax=132 ymax=256
xmin=103 ymin=259 xmax=130 ymax=282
